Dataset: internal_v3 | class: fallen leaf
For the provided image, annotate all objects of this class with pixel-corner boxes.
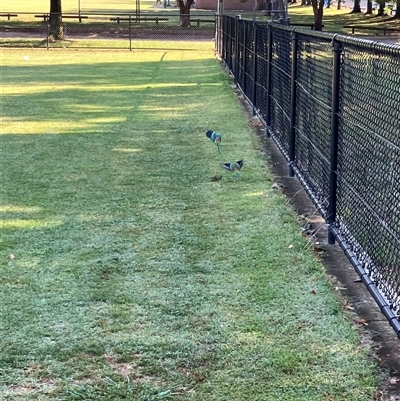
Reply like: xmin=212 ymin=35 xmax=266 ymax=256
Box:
xmin=288 ymin=244 xmax=293 ymax=249
xmin=249 ymin=118 xmax=264 ymax=127
xmin=9 ymin=254 xmax=15 ymax=260
xmin=211 ymin=174 xmax=222 ymax=181
xmin=389 ymin=377 xmax=400 ymax=385
xmin=343 ymin=303 xmax=355 ymax=310
xmin=194 ymin=373 xmax=205 ymax=382
xmin=310 ymin=290 xmax=316 ymax=295
xmin=354 ymin=318 xmax=368 ymax=326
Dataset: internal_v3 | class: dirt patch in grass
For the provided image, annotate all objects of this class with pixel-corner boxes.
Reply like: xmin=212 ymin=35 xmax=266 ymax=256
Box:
xmin=104 ymin=353 xmax=139 ymax=378
xmin=104 ymin=353 xmax=163 ymax=384
xmin=6 ymin=379 xmax=57 ymax=396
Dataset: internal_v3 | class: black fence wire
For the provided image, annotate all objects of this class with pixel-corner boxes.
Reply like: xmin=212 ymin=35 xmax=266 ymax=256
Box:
xmin=216 ymin=15 xmax=400 ymax=339
xmin=0 ymin=12 xmax=215 ymax=49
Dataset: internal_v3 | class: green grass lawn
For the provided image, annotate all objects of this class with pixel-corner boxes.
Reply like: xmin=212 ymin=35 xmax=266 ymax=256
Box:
xmin=0 ymin=46 xmax=383 ymax=400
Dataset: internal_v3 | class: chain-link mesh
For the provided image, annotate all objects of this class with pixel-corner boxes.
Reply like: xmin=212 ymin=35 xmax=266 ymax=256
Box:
xmin=337 ymin=41 xmax=400 ymax=317
xmin=294 ymin=33 xmax=333 ymax=215
xmin=243 ymin=21 xmax=255 ymax=104
xmin=215 ymin=15 xmax=222 ymax=56
xmin=218 ymin=16 xmax=235 ymax=72
xmin=269 ymin=27 xmax=292 ymax=153
xmin=254 ymin=22 xmax=269 ymax=123
xmin=0 ymin=13 xmax=48 ymax=47
xmin=0 ymin=12 xmax=215 ymax=49
xmin=217 ymin=17 xmax=400 ymax=336
xmin=236 ymin=19 xmax=245 ymax=89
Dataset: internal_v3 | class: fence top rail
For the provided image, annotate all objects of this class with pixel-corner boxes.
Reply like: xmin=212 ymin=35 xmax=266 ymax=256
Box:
xmin=223 ymin=15 xmax=400 ymax=53
xmin=332 ymin=33 xmax=400 ymax=54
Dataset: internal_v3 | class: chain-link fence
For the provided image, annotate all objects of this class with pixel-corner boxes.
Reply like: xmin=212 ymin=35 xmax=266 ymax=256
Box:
xmin=216 ymin=15 xmax=400 ymax=339
xmin=0 ymin=12 xmax=215 ymax=49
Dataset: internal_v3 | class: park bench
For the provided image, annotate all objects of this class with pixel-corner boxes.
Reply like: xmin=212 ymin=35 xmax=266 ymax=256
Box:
xmin=110 ymin=16 xmax=169 ymax=24
xmin=289 ymin=22 xmax=324 ymax=30
xmin=190 ymin=18 xmax=215 ymax=27
xmin=271 ymin=20 xmax=323 ymax=30
xmin=35 ymin=14 xmax=49 ymax=22
xmin=62 ymin=15 xmax=88 ymax=22
xmin=343 ymin=25 xmax=400 ymax=35
xmin=34 ymin=14 xmax=88 ymax=22
xmin=0 ymin=13 xmax=18 ymax=20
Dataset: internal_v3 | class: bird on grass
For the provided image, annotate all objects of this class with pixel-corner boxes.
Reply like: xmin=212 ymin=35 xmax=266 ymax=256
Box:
xmin=221 ymin=160 xmax=243 ymax=180
xmin=206 ymin=130 xmax=222 ymax=154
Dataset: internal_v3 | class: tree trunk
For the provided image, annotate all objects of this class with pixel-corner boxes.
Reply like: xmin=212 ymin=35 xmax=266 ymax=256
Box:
xmin=274 ymin=0 xmax=286 ymax=19
xmin=264 ymin=0 xmax=272 ymax=15
xmin=257 ymin=0 xmax=266 ymax=9
xmin=351 ymin=0 xmax=362 ymax=13
xmin=365 ymin=0 xmax=373 ymax=14
xmin=311 ymin=0 xmax=324 ymax=30
xmin=395 ymin=0 xmax=400 ymax=18
xmin=306 ymin=0 xmax=312 ymax=5
xmin=177 ymin=0 xmax=194 ymax=27
xmin=376 ymin=1 xmax=385 ymax=16
xmin=337 ymin=0 xmax=341 ymax=10
xmin=49 ymin=0 xmax=63 ymax=40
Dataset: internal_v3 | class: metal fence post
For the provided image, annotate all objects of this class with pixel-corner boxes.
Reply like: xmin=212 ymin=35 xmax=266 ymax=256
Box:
xmin=215 ymin=14 xmax=219 ymax=54
xmin=136 ymin=0 xmax=140 ymax=20
xmin=234 ymin=15 xmax=241 ymax=86
xmin=289 ymin=29 xmax=298 ymax=177
xmin=252 ymin=22 xmax=257 ymax=115
xmin=129 ymin=14 xmax=132 ymax=51
xmin=327 ymin=38 xmax=343 ymax=245
xmin=265 ymin=25 xmax=273 ymax=137
xmin=46 ymin=17 xmax=49 ymax=50
xmin=224 ymin=16 xmax=228 ymax=62
xmin=242 ymin=22 xmax=247 ymax=92
xmin=227 ymin=17 xmax=232 ymax=71
xmin=228 ymin=17 xmax=232 ymax=70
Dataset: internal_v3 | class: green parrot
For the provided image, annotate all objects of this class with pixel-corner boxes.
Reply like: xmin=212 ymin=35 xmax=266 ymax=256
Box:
xmin=206 ymin=130 xmax=222 ymax=154
xmin=221 ymin=160 xmax=243 ymax=180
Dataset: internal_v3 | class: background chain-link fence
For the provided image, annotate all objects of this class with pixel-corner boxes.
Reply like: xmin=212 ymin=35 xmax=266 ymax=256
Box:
xmin=0 ymin=12 xmax=215 ymax=49
xmin=216 ymin=15 xmax=400 ymax=339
